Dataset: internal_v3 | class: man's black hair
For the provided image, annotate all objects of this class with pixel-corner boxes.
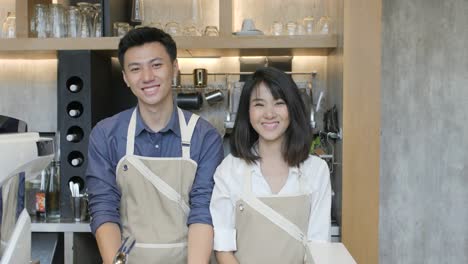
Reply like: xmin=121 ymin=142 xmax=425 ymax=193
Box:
xmin=118 ymin=27 xmax=177 ymax=69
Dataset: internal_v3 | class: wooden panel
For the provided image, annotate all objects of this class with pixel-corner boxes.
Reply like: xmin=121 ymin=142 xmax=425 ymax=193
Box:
xmin=219 ymin=0 xmax=233 ymax=36
xmin=342 ymin=0 xmax=381 ymax=264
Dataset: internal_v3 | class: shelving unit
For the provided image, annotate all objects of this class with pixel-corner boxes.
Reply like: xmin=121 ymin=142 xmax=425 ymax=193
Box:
xmin=0 ymin=34 xmax=337 ymax=58
xmin=3 ymin=0 xmax=337 ymax=58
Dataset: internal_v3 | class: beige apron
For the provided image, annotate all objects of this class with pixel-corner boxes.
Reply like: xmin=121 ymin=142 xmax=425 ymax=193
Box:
xmin=0 ymin=176 xmax=20 ymax=257
xmin=116 ymin=107 xmax=199 ymax=264
xmin=234 ymin=168 xmax=316 ymax=264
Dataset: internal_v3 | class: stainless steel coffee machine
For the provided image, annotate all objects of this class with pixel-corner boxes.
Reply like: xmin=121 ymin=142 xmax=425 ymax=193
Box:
xmin=0 ymin=115 xmax=54 ymax=264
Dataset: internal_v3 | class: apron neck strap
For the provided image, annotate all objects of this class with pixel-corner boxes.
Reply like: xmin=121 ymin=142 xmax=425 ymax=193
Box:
xmin=177 ymin=107 xmax=199 ymax=159
xmin=126 ymin=107 xmax=199 ymax=158
xmin=125 ymin=108 xmax=138 ymax=155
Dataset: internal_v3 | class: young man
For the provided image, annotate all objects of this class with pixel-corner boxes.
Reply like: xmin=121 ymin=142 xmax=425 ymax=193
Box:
xmin=86 ymin=27 xmax=224 ymax=264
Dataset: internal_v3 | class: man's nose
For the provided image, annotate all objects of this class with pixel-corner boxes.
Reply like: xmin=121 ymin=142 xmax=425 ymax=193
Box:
xmin=142 ymin=67 xmax=154 ymax=82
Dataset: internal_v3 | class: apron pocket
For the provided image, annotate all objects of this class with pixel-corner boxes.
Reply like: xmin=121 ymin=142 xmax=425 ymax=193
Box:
xmin=127 ymin=242 xmax=187 ymax=264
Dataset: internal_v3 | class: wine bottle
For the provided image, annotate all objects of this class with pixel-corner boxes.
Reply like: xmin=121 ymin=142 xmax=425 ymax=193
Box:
xmin=67 ymin=102 xmax=83 ymax=118
xmin=71 ymin=157 xmax=83 ymax=167
xmin=68 ymin=109 xmax=81 ymax=117
xmin=68 ymin=151 xmax=84 ymax=167
xmin=69 ymin=83 xmax=81 ymax=92
xmin=66 ymin=126 xmax=84 ymax=142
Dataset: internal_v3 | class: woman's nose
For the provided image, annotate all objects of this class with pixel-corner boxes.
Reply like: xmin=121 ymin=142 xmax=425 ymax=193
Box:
xmin=264 ymin=106 xmax=277 ymax=118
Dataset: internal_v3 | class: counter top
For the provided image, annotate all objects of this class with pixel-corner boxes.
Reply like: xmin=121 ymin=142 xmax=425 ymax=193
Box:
xmin=31 ymin=218 xmax=90 ymax=233
xmin=308 ymin=242 xmax=356 ymax=264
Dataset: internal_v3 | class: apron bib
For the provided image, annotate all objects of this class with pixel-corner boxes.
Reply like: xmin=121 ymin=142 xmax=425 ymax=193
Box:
xmin=234 ymin=169 xmax=313 ymax=264
xmin=116 ymin=107 xmax=199 ymax=264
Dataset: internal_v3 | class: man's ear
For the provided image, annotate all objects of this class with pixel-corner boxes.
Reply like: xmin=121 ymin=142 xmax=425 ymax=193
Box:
xmin=122 ymin=70 xmax=130 ymax=87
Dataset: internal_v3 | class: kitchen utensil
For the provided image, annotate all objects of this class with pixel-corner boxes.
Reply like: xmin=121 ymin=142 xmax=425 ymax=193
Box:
xmin=193 ymin=68 xmax=208 ymax=87
xmin=113 ymin=236 xmax=137 ymax=264
xmin=131 ymin=0 xmax=144 ymax=23
xmin=71 ymin=195 xmax=83 ymax=221
xmin=205 ymin=89 xmax=224 ymax=105
xmin=177 ymin=92 xmax=203 ymax=110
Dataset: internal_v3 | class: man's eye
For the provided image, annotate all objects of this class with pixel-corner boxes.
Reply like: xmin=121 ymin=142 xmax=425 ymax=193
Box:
xmin=129 ymin=68 xmax=140 ymax=72
xmin=152 ymin=63 xmax=162 ymax=68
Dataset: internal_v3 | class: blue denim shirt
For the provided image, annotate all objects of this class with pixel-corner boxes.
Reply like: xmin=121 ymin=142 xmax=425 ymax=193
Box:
xmin=86 ymin=105 xmax=224 ymax=234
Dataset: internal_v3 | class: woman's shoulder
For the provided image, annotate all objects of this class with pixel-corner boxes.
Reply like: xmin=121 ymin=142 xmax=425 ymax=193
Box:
xmin=302 ymin=154 xmax=329 ymax=169
xmin=218 ymin=154 xmax=249 ymax=171
xmin=301 ymin=155 xmax=330 ymax=182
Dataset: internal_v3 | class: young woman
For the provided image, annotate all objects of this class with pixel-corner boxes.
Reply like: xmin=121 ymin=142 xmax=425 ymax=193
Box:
xmin=210 ymin=67 xmax=331 ymax=264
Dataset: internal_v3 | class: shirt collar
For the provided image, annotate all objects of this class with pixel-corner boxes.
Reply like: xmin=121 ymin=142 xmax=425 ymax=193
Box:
xmin=249 ymin=142 xmax=301 ymax=177
xmin=134 ymin=105 xmax=181 ymax=137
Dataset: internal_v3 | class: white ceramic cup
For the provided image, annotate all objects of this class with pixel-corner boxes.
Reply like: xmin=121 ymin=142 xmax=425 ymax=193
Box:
xmin=241 ymin=18 xmax=255 ymax=31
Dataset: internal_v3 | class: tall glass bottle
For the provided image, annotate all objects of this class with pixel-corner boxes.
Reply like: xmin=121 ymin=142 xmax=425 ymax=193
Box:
xmin=46 ymin=161 xmax=61 ymax=219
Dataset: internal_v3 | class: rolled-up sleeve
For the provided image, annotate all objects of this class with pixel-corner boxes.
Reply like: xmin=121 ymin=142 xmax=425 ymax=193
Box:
xmin=307 ymin=160 xmax=331 ymax=242
xmin=210 ymin=159 xmax=238 ymax=251
xmin=86 ymin=124 xmax=122 ymax=235
xmin=187 ymin=126 xmax=224 ymax=226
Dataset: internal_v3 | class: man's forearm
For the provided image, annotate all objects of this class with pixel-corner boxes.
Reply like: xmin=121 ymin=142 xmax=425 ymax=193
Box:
xmin=187 ymin=223 xmax=214 ymax=264
xmin=215 ymin=251 xmax=239 ymax=264
xmin=95 ymin=222 xmax=122 ymax=264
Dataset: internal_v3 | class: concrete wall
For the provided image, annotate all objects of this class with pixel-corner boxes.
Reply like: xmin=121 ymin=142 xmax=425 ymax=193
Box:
xmin=380 ymin=0 xmax=468 ymax=263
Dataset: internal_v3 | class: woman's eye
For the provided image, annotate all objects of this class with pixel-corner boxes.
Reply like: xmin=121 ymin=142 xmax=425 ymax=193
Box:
xmin=275 ymin=101 xmax=286 ymax=105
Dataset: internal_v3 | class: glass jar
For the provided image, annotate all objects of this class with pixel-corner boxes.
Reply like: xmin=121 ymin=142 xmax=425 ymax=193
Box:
xmin=25 ymin=178 xmax=41 ymax=216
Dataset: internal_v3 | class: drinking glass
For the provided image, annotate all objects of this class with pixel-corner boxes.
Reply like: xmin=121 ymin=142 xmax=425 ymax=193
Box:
xmin=271 ymin=21 xmax=283 ymax=36
xmin=31 ymin=5 xmax=48 ymax=38
xmin=204 ymin=26 xmax=218 ymax=36
xmin=286 ymin=21 xmax=297 ymax=35
xmin=317 ymin=16 xmax=332 ymax=34
xmin=49 ymin=4 xmax=66 ymax=38
xmin=113 ymin=22 xmax=131 ymax=37
xmin=2 ymin=12 xmax=15 ymax=38
xmin=67 ymin=6 xmax=81 ymax=38
xmin=183 ymin=25 xmax=201 ymax=36
xmin=93 ymin=3 xmax=103 ymax=37
xmin=165 ymin=21 xmax=181 ymax=36
xmin=77 ymin=2 xmax=94 ymax=37
xmin=303 ymin=16 xmax=315 ymax=34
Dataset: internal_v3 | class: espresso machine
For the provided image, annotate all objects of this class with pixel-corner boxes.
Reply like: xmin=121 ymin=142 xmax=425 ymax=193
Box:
xmin=0 ymin=115 xmax=54 ymax=264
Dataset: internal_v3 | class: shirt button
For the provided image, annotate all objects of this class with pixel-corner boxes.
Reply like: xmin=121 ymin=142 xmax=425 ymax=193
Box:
xmin=155 ymin=144 xmax=159 ymax=149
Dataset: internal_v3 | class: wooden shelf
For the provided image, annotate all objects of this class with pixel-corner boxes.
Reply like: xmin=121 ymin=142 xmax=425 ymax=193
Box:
xmin=0 ymin=34 xmax=337 ymax=58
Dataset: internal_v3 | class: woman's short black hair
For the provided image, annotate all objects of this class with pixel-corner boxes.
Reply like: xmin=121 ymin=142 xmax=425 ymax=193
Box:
xmin=230 ymin=67 xmax=312 ymax=167
xmin=118 ymin=27 xmax=177 ymax=68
